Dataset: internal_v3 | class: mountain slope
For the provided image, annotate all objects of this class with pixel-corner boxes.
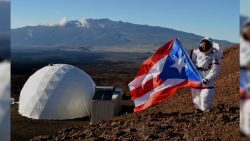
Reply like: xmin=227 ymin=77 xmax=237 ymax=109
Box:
xmin=12 ymin=18 xmax=233 ymax=52
xmin=31 ymin=44 xmax=239 ymax=140
xmin=0 ymin=39 xmax=10 ymax=60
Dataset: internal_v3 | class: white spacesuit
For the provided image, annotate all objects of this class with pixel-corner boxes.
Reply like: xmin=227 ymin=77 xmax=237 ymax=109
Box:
xmin=240 ymin=68 xmax=250 ymax=136
xmin=240 ymin=19 xmax=250 ymax=136
xmin=190 ymin=38 xmax=221 ymax=112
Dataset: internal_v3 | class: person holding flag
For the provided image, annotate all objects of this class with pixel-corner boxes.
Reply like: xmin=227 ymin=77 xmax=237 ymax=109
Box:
xmin=240 ymin=19 xmax=250 ymax=136
xmin=129 ymin=38 xmax=204 ymax=112
xmin=190 ymin=38 xmax=221 ymax=112
xmin=129 ymin=38 xmax=221 ymax=112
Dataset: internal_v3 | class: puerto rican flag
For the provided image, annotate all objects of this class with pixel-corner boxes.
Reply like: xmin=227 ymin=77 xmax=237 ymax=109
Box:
xmin=240 ymin=67 xmax=250 ymax=95
xmin=128 ymin=38 xmax=203 ymax=112
xmin=240 ymin=68 xmax=247 ymax=94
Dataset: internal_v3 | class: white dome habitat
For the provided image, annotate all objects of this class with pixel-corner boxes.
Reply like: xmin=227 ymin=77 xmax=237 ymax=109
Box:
xmin=19 ymin=64 xmax=95 ymax=119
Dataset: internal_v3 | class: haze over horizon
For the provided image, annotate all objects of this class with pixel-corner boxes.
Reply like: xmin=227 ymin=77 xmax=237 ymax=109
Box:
xmin=12 ymin=0 xmax=239 ymax=42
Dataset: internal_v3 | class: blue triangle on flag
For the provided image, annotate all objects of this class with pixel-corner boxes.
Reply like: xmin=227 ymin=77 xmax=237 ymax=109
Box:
xmin=160 ymin=39 xmax=202 ymax=82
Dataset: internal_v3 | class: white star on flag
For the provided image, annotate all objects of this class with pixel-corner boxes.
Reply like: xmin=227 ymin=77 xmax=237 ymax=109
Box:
xmin=170 ymin=55 xmax=187 ymax=73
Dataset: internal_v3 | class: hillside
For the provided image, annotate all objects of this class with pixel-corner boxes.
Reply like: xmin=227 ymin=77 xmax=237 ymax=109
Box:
xmin=12 ymin=18 xmax=233 ymax=53
xmin=31 ymin=44 xmax=239 ymax=141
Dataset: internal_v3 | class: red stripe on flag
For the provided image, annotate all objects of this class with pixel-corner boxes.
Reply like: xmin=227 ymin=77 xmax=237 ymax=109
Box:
xmin=133 ymin=80 xmax=200 ymax=112
xmin=135 ymin=39 xmax=175 ymax=78
xmin=130 ymin=74 xmax=165 ymax=100
xmin=241 ymin=66 xmax=250 ymax=71
xmin=240 ymin=88 xmax=246 ymax=95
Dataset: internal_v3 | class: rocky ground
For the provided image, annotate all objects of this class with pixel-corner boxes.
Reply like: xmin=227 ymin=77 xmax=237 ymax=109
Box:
xmin=31 ymin=44 xmax=240 ymax=141
xmin=31 ymin=104 xmax=239 ymax=141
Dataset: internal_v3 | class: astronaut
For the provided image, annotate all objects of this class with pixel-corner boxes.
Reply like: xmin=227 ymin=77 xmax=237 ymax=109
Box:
xmin=190 ymin=38 xmax=221 ymax=112
xmin=240 ymin=19 xmax=250 ymax=136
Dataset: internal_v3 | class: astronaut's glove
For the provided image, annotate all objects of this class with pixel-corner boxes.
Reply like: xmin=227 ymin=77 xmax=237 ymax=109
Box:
xmin=201 ymin=79 xmax=209 ymax=85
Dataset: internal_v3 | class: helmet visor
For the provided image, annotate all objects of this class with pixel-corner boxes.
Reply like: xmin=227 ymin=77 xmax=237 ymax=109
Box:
xmin=199 ymin=40 xmax=212 ymax=53
xmin=242 ymin=24 xmax=250 ymax=41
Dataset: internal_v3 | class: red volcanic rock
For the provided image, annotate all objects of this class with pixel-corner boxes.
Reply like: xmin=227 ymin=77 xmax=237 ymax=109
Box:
xmin=31 ymin=45 xmax=239 ymax=141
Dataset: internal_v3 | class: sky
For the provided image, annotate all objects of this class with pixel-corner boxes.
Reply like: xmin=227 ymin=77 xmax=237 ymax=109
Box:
xmin=12 ymin=0 xmax=239 ymax=42
xmin=241 ymin=0 xmax=250 ymax=17
xmin=0 ymin=0 xmax=10 ymax=39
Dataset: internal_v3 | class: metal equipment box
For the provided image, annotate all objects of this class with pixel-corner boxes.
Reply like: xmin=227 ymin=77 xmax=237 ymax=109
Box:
xmin=91 ymin=86 xmax=123 ymax=123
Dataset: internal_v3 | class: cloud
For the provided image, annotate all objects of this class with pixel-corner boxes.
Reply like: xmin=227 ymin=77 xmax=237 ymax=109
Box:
xmin=44 ymin=16 xmax=89 ymax=28
xmin=78 ymin=17 xmax=89 ymax=27
xmin=44 ymin=17 xmax=68 ymax=26
xmin=58 ymin=17 xmax=68 ymax=26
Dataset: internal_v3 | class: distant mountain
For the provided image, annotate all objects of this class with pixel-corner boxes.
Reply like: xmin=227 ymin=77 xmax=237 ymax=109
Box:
xmin=0 ymin=1 xmax=10 ymax=40
xmin=12 ymin=18 xmax=234 ymax=53
xmin=0 ymin=39 xmax=10 ymax=60
xmin=0 ymin=1 xmax=10 ymax=60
